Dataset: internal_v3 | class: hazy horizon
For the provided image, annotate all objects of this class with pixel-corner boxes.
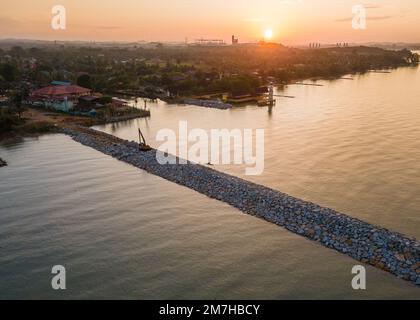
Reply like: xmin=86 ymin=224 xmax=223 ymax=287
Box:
xmin=2 ymin=38 xmax=420 ymax=46
xmin=1 ymin=0 xmax=420 ymax=45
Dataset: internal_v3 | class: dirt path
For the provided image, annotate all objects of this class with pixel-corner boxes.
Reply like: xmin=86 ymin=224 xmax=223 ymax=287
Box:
xmin=0 ymin=108 xmax=96 ymax=143
xmin=22 ymin=108 xmax=95 ymax=127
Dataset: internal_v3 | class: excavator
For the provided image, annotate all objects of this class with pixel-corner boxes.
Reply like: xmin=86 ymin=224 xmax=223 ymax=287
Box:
xmin=138 ymin=128 xmax=152 ymax=152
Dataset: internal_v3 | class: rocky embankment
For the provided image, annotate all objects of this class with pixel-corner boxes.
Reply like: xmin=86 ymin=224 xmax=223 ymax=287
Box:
xmin=183 ymin=99 xmax=233 ymax=110
xmin=103 ymin=113 xmax=151 ymax=124
xmin=62 ymin=126 xmax=420 ymax=286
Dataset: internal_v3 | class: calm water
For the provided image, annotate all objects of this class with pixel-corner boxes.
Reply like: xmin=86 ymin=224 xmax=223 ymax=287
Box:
xmin=1 ymin=66 xmax=420 ymax=299
xmin=97 ymin=66 xmax=420 ymax=240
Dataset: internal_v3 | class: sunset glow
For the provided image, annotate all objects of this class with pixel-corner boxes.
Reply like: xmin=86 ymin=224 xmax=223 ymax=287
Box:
xmin=264 ymin=29 xmax=273 ymax=41
xmin=1 ymin=0 xmax=420 ymax=303
xmin=1 ymin=1 xmax=420 ymax=45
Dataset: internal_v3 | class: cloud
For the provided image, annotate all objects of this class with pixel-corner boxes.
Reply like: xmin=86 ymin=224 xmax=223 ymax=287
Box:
xmin=278 ymin=0 xmax=304 ymax=4
xmin=0 ymin=16 xmax=21 ymax=28
xmin=363 ymin=3 xmax=381 ymax=9
xmin=335 ymin=15 xmax=396 ymax=22
xmin=95 ymin=26 xmax=123 ymax=30
xmin=70 ymin=24 xmax=123 ymax=30
xmin=368 ymin=16 xmax=395 ymax=20
xmin=244 ymin=18 xmax=264 ymax=23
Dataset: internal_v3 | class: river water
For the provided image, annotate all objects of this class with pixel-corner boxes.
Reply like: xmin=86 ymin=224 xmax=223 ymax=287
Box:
xmin=1 ymin=66 xmax=420 ymax=299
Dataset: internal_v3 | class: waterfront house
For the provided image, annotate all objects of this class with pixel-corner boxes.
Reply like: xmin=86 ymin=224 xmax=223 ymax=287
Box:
xmin=111 ymin=97 xmax=129 ymax=108
xmin=77 ymin=95 xmax=104 ymax=112
xmin=51 ymin=80 xmax=71 ymax=86
xmin=29 ymin=85 xmax=92 ymax=112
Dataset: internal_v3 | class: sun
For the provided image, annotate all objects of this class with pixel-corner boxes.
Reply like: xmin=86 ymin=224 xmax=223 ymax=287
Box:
xmin=264 ymin=29 xmax=273 ymax=40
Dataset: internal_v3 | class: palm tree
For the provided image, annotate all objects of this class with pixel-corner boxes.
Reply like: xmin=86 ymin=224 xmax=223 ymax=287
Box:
xmin=11 ymin=92 xmax=23 ymax=119
xmin=10 ymin=87 xmax=29 ymax=120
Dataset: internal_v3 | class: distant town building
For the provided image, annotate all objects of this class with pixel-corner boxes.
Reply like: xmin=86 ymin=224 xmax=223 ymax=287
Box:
xmin=336 ymin=42 xmax=349 ymax=47
xmin=232 ymin=35 xmax=239 ymax=45
xmin=309 ymin=43 xmax=321 ymax=49
xmin=194 ymin=38 xmax=225 ymax=46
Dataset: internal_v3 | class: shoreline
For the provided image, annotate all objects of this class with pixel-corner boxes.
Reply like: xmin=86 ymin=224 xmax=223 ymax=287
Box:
xmin=61 ymin=126 xmax=420 ymax=287
xmin=0 ymin=107 xmax=150 ymax=144
xmin=98 ymin=112 xmax=151 ymax=124
xmin=143 ymin=65 xmax=419 ymax=108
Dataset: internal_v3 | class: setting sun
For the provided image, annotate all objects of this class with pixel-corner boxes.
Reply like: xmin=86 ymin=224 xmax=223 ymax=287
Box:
xmin=264 ymin=29 xmax=273 ymax=41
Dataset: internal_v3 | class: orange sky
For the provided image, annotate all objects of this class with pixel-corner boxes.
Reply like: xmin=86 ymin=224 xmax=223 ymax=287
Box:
xmin=1 ymin=0 xmax=420 ymax=44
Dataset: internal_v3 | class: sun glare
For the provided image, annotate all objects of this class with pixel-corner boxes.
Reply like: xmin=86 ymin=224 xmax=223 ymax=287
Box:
xmin=264 ymin=29 xmax=273 ymax=40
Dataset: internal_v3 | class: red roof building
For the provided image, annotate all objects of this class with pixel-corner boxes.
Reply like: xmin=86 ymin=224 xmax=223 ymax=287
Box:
xmin=28 ymin=85 xmax=93 ymax=112
xmin=31 ymin=85 xmax=91 ymax=98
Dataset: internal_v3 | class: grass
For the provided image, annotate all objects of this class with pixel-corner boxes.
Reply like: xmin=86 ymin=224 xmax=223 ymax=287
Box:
xmin=22 ymin=121 xmax=55 ymax=133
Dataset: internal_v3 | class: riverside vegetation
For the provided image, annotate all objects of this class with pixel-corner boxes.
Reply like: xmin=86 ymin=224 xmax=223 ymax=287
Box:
xmin=1 ymin=42 xmax=417 ymax=139
xmin=1 ymin=41 xmax=417 ymax=139
xmin=0 ymin=42 xmax=418 ymax=99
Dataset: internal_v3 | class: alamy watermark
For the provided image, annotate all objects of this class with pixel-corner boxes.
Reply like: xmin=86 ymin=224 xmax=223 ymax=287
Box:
xmin=51 ymin=5 xmax=66 ymax=30
xmin=352 ymin=4 xmax=367 ymax=30
xmin=156 ymin=121 xmax=265 ymax=176
xmin=351 ymin=265 xmax=366 ymax=290
xmin=51 ymin=265 xmax=66 ymax=290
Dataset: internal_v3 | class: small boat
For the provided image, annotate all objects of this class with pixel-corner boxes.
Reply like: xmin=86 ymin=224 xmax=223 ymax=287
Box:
xmin=257 ymin=99 xmax=269 ymax=106
xmin=257 ymin=99 xmax=276 ymax=107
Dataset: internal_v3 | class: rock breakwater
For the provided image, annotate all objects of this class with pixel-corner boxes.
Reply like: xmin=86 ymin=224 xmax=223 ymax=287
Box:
xmin=183 ymin=99 xmax=232 ymax=110
xmin=62 ymin=126 xmax=420 ymax=287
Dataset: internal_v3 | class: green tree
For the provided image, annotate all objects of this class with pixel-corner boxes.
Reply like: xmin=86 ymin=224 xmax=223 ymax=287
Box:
xmin=0 ymin=108 xmax=19 ymax=133
xmin=0 ymin=64 xmax=16 ymax=82
xmin=77 ymin=74 xmax=92 ymax=88
xmin=10 ymin=46 xmax=25 ymax=58
xmin=10 ymin=88 xmax=28 ymax=119
xmin=0 ymin=75 xmax=5 ymax=93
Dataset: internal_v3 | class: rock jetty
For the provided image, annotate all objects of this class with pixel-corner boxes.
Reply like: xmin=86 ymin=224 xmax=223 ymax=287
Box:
xmin=62 ymin=126 xmax=420 ymax=287
xmin=183 ymin=99 xmax=232 ymax=110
